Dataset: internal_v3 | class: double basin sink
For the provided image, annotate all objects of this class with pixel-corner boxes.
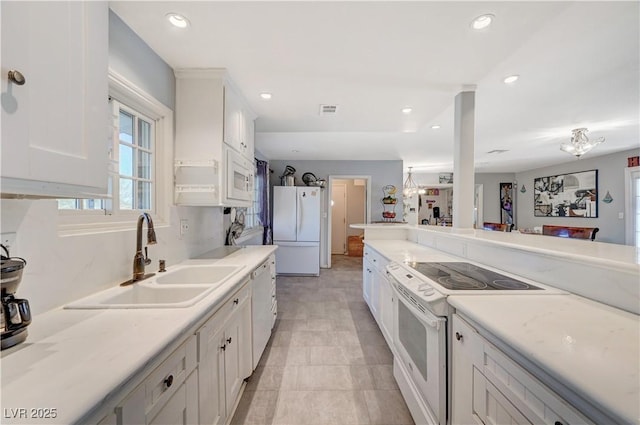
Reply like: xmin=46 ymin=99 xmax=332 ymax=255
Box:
xmin=65 ymin=264 xmax=245 ymax=309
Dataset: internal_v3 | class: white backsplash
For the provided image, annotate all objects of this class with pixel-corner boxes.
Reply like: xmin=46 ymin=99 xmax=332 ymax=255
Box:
xmin=0 ymin=199 xmax=224 ymax=315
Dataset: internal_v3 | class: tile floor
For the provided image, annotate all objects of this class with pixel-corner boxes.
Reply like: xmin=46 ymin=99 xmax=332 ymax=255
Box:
xmin=231 ymin=255 xmax=414 ymax=425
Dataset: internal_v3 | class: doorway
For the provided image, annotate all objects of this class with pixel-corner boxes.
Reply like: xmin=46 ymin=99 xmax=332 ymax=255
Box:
xmin=331 ymin=183 xmax=347 ymax=254
xmin=327 ymin=176 xmax=371 ymax=268
xmin=625 ymin=166 xmax=640 ymax=246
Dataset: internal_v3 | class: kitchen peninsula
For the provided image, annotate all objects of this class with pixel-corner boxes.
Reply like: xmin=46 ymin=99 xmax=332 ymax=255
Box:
xmin=353 ymin=223 xmax=639 ymax=424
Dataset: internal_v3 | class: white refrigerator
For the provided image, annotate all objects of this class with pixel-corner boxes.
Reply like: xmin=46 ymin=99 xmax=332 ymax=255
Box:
xmin=273 ymin=186 xmax=321 ymax=275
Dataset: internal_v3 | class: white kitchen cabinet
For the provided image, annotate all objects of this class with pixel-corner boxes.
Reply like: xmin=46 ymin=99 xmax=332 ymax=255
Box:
xmin=363 ymin=257 xmax=373 ymax=306
xmin=0 ymin=1 xmax=109 ymax=198
xmin=113 ymin=336 xmax=198 ymax=425
xmin=198 ymin=282 xmax=252 ymax=425
xmin=452 ymin=314 xmax=595 ymax=425
xmin=174 ymin=69 xmax=255 ymax=207
xmin=252 ymin=256 xmax=276 ymax=369
xmin=378 ymin=271 xmax=395 ymax=348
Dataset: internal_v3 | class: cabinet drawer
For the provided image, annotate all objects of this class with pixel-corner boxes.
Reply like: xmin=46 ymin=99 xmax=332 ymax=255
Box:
xmin=145 ymin=336 xmax=197 ymax=421
xmin=480 ymin=341 xmax=594 ymax=425
xmin=364 ymin=247 xmax=389 ymax=273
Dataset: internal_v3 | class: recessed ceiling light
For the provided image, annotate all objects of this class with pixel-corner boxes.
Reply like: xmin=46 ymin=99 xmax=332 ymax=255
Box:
xmin=471 ymin=14 xmax=494 ymax=30
xmin=431 ymin=125 xmax=441 ymax=130
xmin=291 ymin=149 xmax=300 ymax=153
xmin=166 ymin=13 xmax=190 ymax=29
xmin=260 ymin=93 xmax=272 ymax=100
xmin=503 ymin=75 xmax=519 ymax=84
xmin=402 ymin=107 xmax=413 ymax=114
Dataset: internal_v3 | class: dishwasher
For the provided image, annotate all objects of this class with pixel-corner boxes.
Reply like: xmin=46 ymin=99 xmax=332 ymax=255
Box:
xmin=251 ymin=258 xmax=275 ymax=369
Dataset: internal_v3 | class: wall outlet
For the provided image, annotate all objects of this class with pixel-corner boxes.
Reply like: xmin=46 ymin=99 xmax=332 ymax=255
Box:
xmin=1 ymin=232 xmax=17 ymax=254
xmin=180 ymin=219 xmax=189 ymax=237
xmin=619 ymin=212 xmax=624 ymax=219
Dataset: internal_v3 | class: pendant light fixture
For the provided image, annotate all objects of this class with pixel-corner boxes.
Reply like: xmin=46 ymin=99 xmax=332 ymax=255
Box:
xmin=560 ymin=128 xmax=604 ymax=158
xmin=403 ymin=167 xmax=425 ymax=196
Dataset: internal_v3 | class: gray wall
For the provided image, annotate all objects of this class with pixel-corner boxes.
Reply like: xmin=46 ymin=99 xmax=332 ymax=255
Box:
xmin=109 ymin=10 xmax=175 ymax=109
xmin=269 ymin=160 xmax=403 ymax=223
xmin=476 ymin=173 xmax=517 ymax=224
xmin=269 ymin=160 xmax=402 ymax=266
xmin=515 ymin=148 xmax=640 ymax=244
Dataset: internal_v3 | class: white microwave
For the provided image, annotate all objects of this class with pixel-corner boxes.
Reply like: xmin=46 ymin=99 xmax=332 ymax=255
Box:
xmin=224 ymin=146 xmax=254 ymax=205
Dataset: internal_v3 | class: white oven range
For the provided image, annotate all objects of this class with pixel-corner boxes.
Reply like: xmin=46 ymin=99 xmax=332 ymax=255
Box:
xmin=385 ymin=261 xmax=566 ymax=425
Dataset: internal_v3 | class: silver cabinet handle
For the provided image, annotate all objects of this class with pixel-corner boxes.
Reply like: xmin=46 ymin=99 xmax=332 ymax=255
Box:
xmin=8 ymin=70 xmax=26 ymax=85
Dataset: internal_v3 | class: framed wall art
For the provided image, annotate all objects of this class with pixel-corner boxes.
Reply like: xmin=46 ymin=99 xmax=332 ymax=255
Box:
xmin=534 ymin=169 xmax=598 ymax=217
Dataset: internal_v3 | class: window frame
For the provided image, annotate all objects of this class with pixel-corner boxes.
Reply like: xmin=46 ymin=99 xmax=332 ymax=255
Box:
xmin=58 ymin=69 xmax=173 ymax=235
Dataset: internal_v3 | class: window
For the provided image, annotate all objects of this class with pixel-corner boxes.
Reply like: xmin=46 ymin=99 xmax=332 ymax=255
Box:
xmin=116 ymin=102 xmax=155 ymax=211
xmin=57 ymin=70 xmax=173 ymax=232
xmin=244 ymin=166 xmax=262 ymax=229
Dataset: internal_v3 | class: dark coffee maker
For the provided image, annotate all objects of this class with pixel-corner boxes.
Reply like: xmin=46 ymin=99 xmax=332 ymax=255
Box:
xmin=1 ymin=245 xmax=31 ymax=350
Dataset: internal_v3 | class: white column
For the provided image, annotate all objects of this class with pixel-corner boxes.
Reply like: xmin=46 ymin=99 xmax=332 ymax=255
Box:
xmin=453 ymin=89 xmax=476 ymax=230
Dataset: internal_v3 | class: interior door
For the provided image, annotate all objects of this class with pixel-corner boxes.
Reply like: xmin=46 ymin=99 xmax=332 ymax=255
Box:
xmin=331 ymin=183 xmax=347 ymax=254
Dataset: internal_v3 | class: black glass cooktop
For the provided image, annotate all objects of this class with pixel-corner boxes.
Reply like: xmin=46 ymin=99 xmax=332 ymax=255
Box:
xmin=406 ymin=262 xmax=542 ymax=291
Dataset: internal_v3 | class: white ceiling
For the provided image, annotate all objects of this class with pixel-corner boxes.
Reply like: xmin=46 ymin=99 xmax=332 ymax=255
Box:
xmin=110 ymin=1 xmax=639 ymax=173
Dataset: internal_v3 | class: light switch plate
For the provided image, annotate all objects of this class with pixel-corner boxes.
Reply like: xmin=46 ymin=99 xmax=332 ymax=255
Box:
xmin=1 ymin=232 xmax=17 ymax=254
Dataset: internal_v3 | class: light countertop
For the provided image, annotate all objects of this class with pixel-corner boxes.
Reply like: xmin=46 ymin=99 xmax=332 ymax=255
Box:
xmin=365 ymin=237 xmax=640 ymax=424
xmin=353 ymin=223 xmax=640 ymax=270
xmin=0 ymin=245 xmax=276 ymax=425
xmin=448 ymin=295 xmax=640 ymax=425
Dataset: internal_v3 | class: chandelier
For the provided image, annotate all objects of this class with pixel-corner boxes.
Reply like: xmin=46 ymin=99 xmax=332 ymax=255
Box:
xmin=560 ymin=128 xmax=604 ymax=158
xmin=403 ymin=167 xmax=425 ymax=196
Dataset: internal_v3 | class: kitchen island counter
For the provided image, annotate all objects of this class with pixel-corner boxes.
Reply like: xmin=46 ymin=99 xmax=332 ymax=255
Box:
xmin=448 ymin=294 xmax=640 ymax=425
xmin=0 ymin=245 xmax=277 ymax=425
xmin=361 ymin=236 xmax=639 ymax=424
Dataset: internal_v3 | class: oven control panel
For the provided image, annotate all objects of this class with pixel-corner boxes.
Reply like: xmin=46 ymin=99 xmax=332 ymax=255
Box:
xmin=386 ymin=262 xmax=449 ymax=316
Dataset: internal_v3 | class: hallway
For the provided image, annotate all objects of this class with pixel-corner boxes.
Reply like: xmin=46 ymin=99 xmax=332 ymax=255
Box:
xmin=231 ymin=255 xmax=414 ymax=425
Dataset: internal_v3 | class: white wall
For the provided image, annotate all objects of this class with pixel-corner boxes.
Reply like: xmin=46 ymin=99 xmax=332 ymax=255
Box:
xmin=0 ymin=11 xmax=224 ymax=315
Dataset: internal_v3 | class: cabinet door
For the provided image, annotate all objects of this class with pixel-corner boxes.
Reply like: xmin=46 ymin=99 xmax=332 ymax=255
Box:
xmin=198 ymin=323 xmax=226 ymax=425
xmin=148 ymin=379 xmax=187 ymax=425
xmin=451 ymin=314 xmax=485 ymax=425
xmin=224 ymin=296 xmax=252 ymax=414
xmin=370 ymin=267 xmax=382 ymax=321
xmin=223 ymin=85 xmax=243 ymax=153
xmin=1 ymin=1 xmax=108 ymax=197
xmin=379 ymin=274 xmax=394 ymax=348
xmin=363 ymin=259 xmax=373 ymax=306
xmin=243 ymin=112 xmax=255 ymax=160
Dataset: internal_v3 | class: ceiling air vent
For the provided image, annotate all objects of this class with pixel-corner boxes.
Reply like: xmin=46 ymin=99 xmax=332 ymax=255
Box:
xmin=487 ymin=149 xmax=509 ymax=154
xmin=319 ymin=104 xmax=339 ymax=116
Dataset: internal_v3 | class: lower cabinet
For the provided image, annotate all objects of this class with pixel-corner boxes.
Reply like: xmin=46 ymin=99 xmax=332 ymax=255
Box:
xmin=98 ymin=279 xmax=254 ymax=425
xmin=378 ymin=271 xmax=394 ymax=347
xmin=452 ymin=314 xmax=594 ymax=425
xmin=198 ymin=282 xmax=252 ymax=425
xmin=112 ymin=335 xmax=199 ymax=425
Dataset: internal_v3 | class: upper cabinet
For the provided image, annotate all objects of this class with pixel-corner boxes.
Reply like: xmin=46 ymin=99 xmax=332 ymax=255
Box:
xmin=174 ymin=69 xmax=256 ymax=207
xmin=1 ymin=1 xmax=109 ymax=198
